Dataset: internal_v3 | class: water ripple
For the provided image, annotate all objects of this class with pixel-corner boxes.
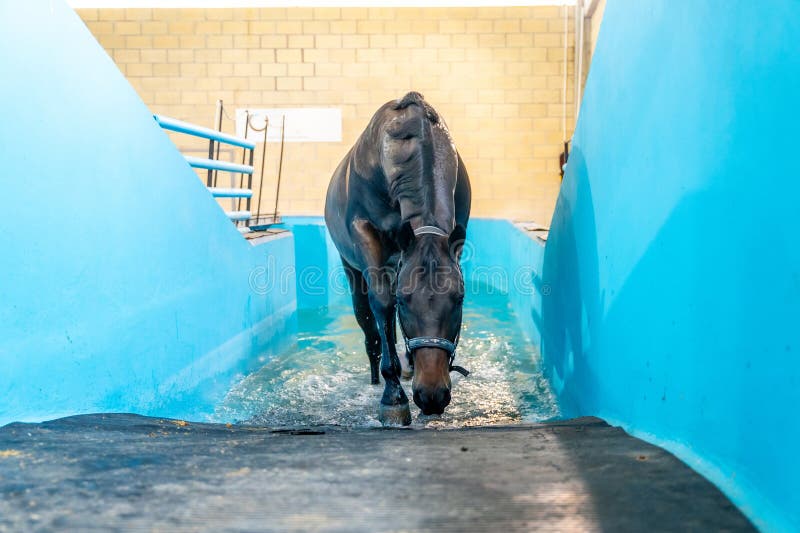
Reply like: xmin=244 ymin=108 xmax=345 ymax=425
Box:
xmin=214 ymin=289 xmax=559 ymax=428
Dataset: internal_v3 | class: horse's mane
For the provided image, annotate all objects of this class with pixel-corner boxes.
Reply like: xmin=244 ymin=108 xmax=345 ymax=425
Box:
xmin=385 ymin=92 xmax=439 ymax=206
xmin=391 ymin=91 xmax=439 ymax=124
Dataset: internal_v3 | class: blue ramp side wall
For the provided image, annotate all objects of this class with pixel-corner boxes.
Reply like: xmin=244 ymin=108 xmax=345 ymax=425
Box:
xmin=0 ymin=1 xmax=296 ymax=425
xmin=542 ymin=1 xmax=800 ymax=530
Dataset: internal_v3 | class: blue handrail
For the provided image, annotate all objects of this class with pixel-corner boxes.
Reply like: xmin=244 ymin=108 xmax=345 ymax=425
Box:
xmin=225 ymin=210 xmax=252 ymax=221
xmin=154 ymin=114 xmax=256 ymax=150
xmin=153 ymin=106 xmax=282 ymax=232
xmin=185 ymin=156 xmax=253 ymax=174
xmin=208 ymin=187 xmax=253 ymax=198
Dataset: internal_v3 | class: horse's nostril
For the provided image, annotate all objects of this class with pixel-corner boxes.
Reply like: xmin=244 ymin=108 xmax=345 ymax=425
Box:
xmin=413 ymin=389 xmax=424 ymax=410
xmin=413 ymin=387 xmax=451 ymax=415
xmin=439 ymin=388 xmax=451 ymax=408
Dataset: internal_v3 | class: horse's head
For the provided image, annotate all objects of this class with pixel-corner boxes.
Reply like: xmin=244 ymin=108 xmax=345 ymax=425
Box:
xmin=396 ymin=222 xmax=467 ymax=415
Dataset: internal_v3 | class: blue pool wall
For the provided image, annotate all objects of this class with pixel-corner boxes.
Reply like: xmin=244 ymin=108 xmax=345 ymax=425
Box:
xmin=0 ymin=1 xmax=296 ymax=426
xmin=277 ymin=218 xmax=352 ymax=310
xmin=543 ymin=1 xmax=800 ymax=530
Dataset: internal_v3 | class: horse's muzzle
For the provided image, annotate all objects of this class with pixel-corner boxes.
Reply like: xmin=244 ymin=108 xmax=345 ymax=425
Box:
xmin=413 ymin=386 xmax=451 ymax=415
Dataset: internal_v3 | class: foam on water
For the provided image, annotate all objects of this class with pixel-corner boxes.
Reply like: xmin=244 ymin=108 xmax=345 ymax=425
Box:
xmin=214 ymin=288 xmax=559 ymax=428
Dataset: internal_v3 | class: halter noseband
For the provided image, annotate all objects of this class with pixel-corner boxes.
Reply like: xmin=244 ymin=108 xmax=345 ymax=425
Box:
xmin=402 ymin=333 xmax=470 ymax=378
xmin=397 ymin=224 xmax=470 ymax=378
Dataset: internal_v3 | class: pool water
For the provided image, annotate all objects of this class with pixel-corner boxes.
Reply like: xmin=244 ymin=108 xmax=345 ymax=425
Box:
xmin=214 ymin=286 xmax=559 ymax=428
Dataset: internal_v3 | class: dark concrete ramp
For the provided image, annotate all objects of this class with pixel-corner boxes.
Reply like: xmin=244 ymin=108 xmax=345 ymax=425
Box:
xmin=0 ymin=415 xmax=753 ymax=532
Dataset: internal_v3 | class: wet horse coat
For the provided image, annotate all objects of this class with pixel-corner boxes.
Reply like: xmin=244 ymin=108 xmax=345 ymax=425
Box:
xmin=324 ymin=92 xmax=471 ymax=424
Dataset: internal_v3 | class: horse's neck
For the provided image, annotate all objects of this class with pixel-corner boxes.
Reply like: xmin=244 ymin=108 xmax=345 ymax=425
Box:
xmin=397 ymin=186 xmax=455 ymax=233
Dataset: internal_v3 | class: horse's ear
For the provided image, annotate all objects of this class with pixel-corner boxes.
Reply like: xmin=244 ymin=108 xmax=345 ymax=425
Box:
xmin=449 ymin=224 xmax=467 ymax=259
xmin=396 ymin=221 xmax=415 ymax=251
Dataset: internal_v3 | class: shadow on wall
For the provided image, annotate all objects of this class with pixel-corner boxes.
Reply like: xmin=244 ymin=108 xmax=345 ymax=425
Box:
xmin=543 ymin=147 xmax=800 ymax=528
xmin=543 ymin=125 xmax=800 ymax=530
xmin=587 ymin=183 xmax=799 ymax=527
xmin=540 ymin=147 xmax=600 ymax=418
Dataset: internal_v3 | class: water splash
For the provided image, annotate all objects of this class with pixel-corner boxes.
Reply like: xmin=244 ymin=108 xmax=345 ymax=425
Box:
xmin=214 ymin=289 xmax=559 ymax=428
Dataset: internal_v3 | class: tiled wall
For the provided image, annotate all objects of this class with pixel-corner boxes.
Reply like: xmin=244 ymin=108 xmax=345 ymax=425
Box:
xmin=78 ymin=6 xmax=575 ymax=223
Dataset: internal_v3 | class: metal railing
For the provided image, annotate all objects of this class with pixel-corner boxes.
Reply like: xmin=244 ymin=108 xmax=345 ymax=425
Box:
xmin=154 ymin=100 xmax=284 ymax=233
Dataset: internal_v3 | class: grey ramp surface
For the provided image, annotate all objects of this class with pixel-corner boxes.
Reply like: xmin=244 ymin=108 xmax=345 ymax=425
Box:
xmin=0 ymin=414 xmax=753 ymax=532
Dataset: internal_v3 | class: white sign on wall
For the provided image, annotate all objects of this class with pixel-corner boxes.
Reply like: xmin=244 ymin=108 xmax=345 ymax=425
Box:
xmin=235 ymin=108 xmax=342 ymax=143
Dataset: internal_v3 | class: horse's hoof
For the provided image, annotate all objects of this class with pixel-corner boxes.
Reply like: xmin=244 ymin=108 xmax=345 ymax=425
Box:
xmin=378 ymin=403 xmax=411 ymax=426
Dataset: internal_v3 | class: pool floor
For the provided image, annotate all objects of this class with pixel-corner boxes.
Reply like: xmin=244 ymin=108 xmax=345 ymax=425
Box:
xmin=214 ymin=287 xmax=559 ymax=428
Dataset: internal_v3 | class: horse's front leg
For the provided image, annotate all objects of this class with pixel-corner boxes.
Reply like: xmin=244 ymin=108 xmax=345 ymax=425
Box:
xmin=350 ymin=218 xmax=409 ymax=424
xmin=368 ymin=286 xmax=410 ymax=426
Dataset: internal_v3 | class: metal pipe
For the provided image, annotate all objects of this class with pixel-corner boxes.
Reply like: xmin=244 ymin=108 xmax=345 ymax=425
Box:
xmin=574 ymin=0 xmax=580 ymax=121
xmin=562 ymin=3 xmax=568 ymax=143
xmin=246 ymin=135 xmax=255 ymax=221
xmin=206 ymin=99 xmax=222 ymax=187
xmin=237 ymin=111 xmax=250 ymax=214
xmin=185 ymin=156 xmax=253 ymax=174
xmin=255 ymin=117 xmax=269 ymax=224
xmin=273 ymin=115 xmax=286 ymax=220
xmin=213 ymin=100 xmax=224 ymax=188
xmin=154 ymin=114 xmax=256 ymax=150
xmin=574 ymin=0 xmax=586 ymax=121
xmin=585 ymin=0 xmax=601 ymax=18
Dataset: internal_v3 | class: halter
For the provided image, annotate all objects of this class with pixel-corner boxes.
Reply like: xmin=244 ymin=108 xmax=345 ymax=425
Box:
xmin=397 ymin=224 xmax=470 ymax=378
xmin=403 ymin=330 xmax=470 ymax=378
xmin=398 ymin=312 xmax=469 ymax=377
xmin=414 ymin=225 xmax=449 ymax=237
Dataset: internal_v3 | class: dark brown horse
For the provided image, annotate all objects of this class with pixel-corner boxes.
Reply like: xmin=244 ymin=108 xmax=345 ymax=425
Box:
xmin=324 ymin=92 xmax=471 ymax=425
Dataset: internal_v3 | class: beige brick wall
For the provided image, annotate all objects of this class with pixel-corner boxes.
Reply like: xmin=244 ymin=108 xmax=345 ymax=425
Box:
xmin=78 ymin=6 xmax=575 ymax=223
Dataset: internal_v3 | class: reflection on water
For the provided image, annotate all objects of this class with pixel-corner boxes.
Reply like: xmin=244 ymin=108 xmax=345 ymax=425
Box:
xmin=214 ymin=288 xmax=559 ymax=428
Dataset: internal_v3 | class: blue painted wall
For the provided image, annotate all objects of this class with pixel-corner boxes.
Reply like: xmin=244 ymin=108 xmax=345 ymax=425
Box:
xmin=542 ymin=1 xmax=800 ymax=530
xmin=461 ymin=219 xmax=546 ymax=347
xmin=2 ymin=0 xmax=794 ymax=527
xmin=276 ymin=217 xmax=351 ymax=310
xmin=0 ymin=1 xmax=296 ymax=425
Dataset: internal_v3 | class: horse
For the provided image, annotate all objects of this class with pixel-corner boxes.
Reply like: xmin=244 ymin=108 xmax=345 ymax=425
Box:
xmin=324 ymin=92 xmax=471 ymax=425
